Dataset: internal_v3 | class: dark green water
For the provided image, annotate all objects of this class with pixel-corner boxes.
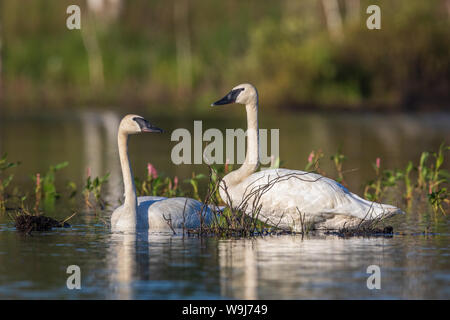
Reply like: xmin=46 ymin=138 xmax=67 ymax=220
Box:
xmin=0 ymin=111 xmax=449 ymax=299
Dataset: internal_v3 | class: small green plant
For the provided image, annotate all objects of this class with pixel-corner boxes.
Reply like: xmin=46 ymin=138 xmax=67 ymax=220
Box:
xmin=83 ymin=170 xmax=110 ymax=211
xmin=365 ymin=158 xmax=411 ymax=202
xmin=141 ymin=163 xmax=160 ymax=195
xmin=330 ymin=148 xmax=347 ymax=186
xmin=363 ymin=143 xmax=449 ymax=214
xmin=165 ymin=176 xmax=180 ymax=197
xmin=184 ymin=172 xmax=207 ymax=201
xmin=304 ymin=149 xmax=325 ymax=174
xmin=428 ymin=143 xmax=450 ymax=193
xmin=33 ymin=161 xmax=69 ymax=212
xmin=0 ymin=153 xmax=20 ymax=212
xmin=417 ymin=151 xmax=430 ymax=190
xmin=428 ymin=188 xmax=449 ymax=215
xmin=364 ymin=158 xmax=382 ymax=202
xmin=403 ymin=161 xmax=414 ymax=201
xmin=412 ymin=143 xmax=449 ymax=211
xmin=135 ymin=163 xmax=184 ymax=198
xmin=66 ymin=181 xmax=77 ymax=199
xmin=208 ymin=161 xmax=234 ymax=205
xmin=33 ymin=173 xmax=42 ymax=213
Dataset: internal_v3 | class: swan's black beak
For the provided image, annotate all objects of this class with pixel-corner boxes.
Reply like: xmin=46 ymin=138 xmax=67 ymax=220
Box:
xmin=211 ymin=88 xmax=244 ymax=106
xmin=133 ymin=117 xmax=164 ymax=133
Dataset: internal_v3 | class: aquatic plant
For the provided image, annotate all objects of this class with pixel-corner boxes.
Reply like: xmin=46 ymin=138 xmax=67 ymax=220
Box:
xmin=135 ymin=163 xmax=184 ymax=198
xmin=428 ymin=143 xmax=449 ymax=193
xmin=184 ymin=172 xmax=207 ymax=201
xmin=1 ymin=140 xmax=448 ymax=237
xmin=304 ymin=149 xmax=325 ymax=173
xmin=423 ymin=143 xmax=450 ymax=214
xmin=295 ymin=208 xmax=311 ymax=237
xmin=0 ymin=154 xmax=20 ymax=212
xmin=33 ymin=173 xmax=42 ymax=213
xmin=363 ymin=143 xmax=449 ymax=213
xmin=364 ymin=158 xmax=383 ymax=202
xmin=365 ymin=164 xmax=404 ymax=203
xmin=403 ymin=161 xmax=414 ymax=201
xmin=428 ymin=188 xmax=448 ymax=215
xmin=183 ymin=165 xmax=289 ymax=238
xmin=206 ymin=162 xmax=233 ymax=206
xmin=83 ymin=170 xmax=110 ymax=211
xmin=10 ymin=207 xmax=75 ymax=234
xmin=407 ymin=143 xmax=449 ymax=212
xmin=31 ymin=161 xmax=69 ymax=212
xmin=330 ymin=148 xmax=347 ymax=186
xmin=66 ymin=181 xmax=78 ymax=200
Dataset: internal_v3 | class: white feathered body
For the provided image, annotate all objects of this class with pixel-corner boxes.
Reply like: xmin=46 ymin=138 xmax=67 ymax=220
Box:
xmin=220 ymin=168 xmax=403 ymax=231
xmin=111 ymin=196 xmax=214 ymax=232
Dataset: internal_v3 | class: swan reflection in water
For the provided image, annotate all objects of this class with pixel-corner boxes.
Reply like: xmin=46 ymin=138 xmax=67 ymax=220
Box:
xmin=105 ymin=231 xmax=426 ymax=299
xmin=218 ymin=236 xmax=393 ymax=299
xmin=106 ymin=231 xmax=222 ymax=299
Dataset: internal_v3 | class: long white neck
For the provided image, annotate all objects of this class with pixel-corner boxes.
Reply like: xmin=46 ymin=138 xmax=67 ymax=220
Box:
xmin=118 ymin=130 xmax=137 ymax=227
xmin=223 ymin=101 xmax=260 ymax=188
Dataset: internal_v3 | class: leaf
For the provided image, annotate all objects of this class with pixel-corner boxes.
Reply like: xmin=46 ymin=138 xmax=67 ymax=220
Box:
xmin=405 ymin=161 xmax=413 ymax=174
xmin=53 ymin=161 xmax=69 ymax=171
xmin=438 ymin=169 xmax=450 ymax=179
xmin=99 ymin=173 xmax=110 ymax=184
xmin=195 ymin=174 xmax=207 ymax=180
xmin=2 ymin=174 xmax=14 ymax=188
xmin=419 ymin=152 xmax=429 ymax=167
xmin=436 ymin=152 xmax=444 ymax=170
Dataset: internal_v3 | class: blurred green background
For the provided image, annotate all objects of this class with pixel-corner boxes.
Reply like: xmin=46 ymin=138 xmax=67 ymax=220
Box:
xmin=0 ymin=0 xmax=449 ymax=113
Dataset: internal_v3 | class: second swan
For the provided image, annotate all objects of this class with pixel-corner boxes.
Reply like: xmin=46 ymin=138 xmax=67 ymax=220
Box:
xmin=211 ymin=83 xmax=404 ymax=230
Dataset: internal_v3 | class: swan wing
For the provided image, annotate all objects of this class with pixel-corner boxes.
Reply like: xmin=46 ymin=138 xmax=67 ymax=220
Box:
xmin=227 ymin=168 xmax=401 ymax=230
xmin=138 ymin=197 xmax=214 ymax=230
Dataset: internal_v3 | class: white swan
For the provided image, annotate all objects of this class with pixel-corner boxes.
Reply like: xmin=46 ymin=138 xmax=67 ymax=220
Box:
xmin=211 ymin=84 xmax=404 ymax=230
xmin=111 ymin=114 xmax=213 ymax=232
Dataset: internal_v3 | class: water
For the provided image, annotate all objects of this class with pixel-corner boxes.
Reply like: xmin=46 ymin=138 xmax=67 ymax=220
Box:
xmin=0 ymin=110 xmax=449 ymax=299
xmin=0 ymin=227 xmax=448 ymax=299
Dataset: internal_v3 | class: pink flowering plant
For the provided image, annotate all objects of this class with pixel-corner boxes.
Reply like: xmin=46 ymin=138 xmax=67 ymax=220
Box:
xmin=135 ymin=163 xmax=185 ymax=198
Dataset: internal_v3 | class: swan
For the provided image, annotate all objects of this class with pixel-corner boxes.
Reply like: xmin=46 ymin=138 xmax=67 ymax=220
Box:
xmin=211 ymin=84 xmax=404 ymax=230
xmin=111 ymin=114 xmax=213 ymax=232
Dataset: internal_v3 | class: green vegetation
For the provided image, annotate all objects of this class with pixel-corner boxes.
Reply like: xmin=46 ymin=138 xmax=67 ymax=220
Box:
xmin=1 ymin=0 xmax=449 ymax=112
xmin=304 ymin=144 xmax=449 ymax=215
xmin=330 ymin=148 xmax=347 ymax=186
xmin=0 ymin=154 xmax=20 ymax=212
xmin=83 ymin=171 xmax=110 ymax=211
xmin=0 ymin=143 xmax=448 ymax=235
xmin=38 ymin=161 xmax=69 ymax=212
xmin=135 ymin=163 xmax=184 ymax=198
xmin=361 ymin=143 xmax=450 ymax=215
xmin=185 ymin=165 xmax=277 ymax=238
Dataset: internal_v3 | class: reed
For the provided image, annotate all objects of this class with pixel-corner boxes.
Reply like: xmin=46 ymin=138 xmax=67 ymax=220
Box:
xmin=83 ymin=170 xmax=110 ymax=211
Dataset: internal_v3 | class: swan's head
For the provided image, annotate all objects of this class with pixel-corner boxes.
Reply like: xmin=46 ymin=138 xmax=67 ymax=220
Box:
xmin=119 ymin=114 xmax=163 ymax=135
xmin=211 ymin=83 xmax=258 ymax=106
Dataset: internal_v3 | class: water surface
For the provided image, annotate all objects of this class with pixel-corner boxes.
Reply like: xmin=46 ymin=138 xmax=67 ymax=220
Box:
xmin=0 ymin=111 xmax=449 ymax=299
xmin=0 ymin=225 xmax=448 ymax=299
